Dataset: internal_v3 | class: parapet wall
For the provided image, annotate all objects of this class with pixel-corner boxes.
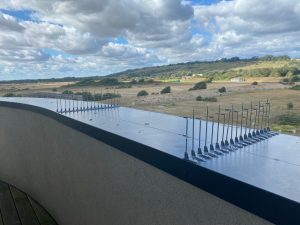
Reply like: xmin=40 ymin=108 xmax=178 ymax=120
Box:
xmin=0 ymin=105 xmax=271 ymax=225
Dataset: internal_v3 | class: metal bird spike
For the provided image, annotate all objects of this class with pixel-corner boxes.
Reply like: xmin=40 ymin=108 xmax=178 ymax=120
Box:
xmin=244 ymin=107 xmax=249 ymax=139
xmin=68 ymin=94 xmax=71 ymax=112
xmin=113 ymin=88 xmax=116 ymax=107
xmin=235 ymin=110 xmax=239 ymax=142
xmin=100 ymin=89 xmax=103 ymax=109
xmin=93 ymin=90 xmax=95 ymax=109
xmin=59 ymin=95 xmax=62 ymax=113
xmin=76 ymin=94 xmax=79 ymax=112
xmin=204 ymin=106 xmax=209 ymax=153
xmin=191 ymin=109 xmax=196 ymax=157
xmin=260 ymin=105 xmax=265 ymax=133
xmin=252 ymin=106 xmax=257 ymax=135
xmin=72 ymin=94 xmax=75 ymax=112
xmin=230 ymin=105 xmax=234 ymax=144
xmin=225 ymin=108 xmax=231 ymax=146
xmin=264 ymin=99 xmax=268 ymax=131
xmin=184 ymin=117 xmax=189 ymax=160
xmin=64 ymin=96 xmax=67 ymax=113
xmin=239 ymin=104 xmax=244 ymax=141
xmin=256 ymin=101 xmax=261 ymax=135
xmin=248 ymin=102 xmax=253 ymax=138
xmin=198 ymin=118 xmax=202 ymax=155
xmin=56 ymin=93 xmax=58 ymax=112
xmin=55 ymin=94 xmax=58 ymax=112
xmin=221 ymin=113 xmax=226 ymax=147
xmin=210 ymin=116 xmax=215 ymax=151
xmin=80 ymin=92 xmax=83 ymax=111
xmin=267 ymin=98 xmax=271 ymax=131
xmin=96 ymin=91 xmax=99 ymax=110
xmin=215 ymin=105 xmax=221 ymax=149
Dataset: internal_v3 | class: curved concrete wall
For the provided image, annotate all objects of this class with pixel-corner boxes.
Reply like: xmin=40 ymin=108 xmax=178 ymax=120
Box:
xmin=0 ymin=105 xmax=271 ymax=225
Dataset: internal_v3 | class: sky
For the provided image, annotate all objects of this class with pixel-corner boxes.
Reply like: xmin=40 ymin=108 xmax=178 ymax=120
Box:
xmin=0 ymin=0 xmax=300 ymax=80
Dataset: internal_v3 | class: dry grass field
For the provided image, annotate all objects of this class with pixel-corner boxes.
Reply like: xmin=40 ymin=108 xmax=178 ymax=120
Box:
xmin=1 ymin=79 xmax=299 ymax=135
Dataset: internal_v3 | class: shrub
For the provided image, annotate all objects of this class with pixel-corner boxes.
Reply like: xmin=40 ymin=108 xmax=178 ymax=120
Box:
xmin=130 ymin=79 xmax=137 ymax=84
xmin=3 ymin=93 xmax=15 ymax=97
xmin=218 ymin=86 xmax=226 ymax=93
xmin=102 ymin=93 xmax=121 ymax=100
xmin=282 ymin=78 xmax=290 ymax=83
xmin=277 ymin=66 xmax=289 ymax=77
xmin=203 ymin=97 xmax=217 ymax=102
xmin=291 ymin=85 xmax=300 ymax=90
xmin=98 ymin=78 xmax=119 ymax=86
xmin=272 ymin=124 xmax=296 ymax=133
xmin=52 ymin=88 xmax=58 ymax=92
xmin=195 ymin=96 xmax=217 ymax=102
xmin=80 ymin=91 xmax=93 ymax=100
xmin=137 ymin=90 xmax=149 ymax=97
xmin=287 ymin=102 xmax=293 ymax=110
xmin=291 ymin=76 xmax=300 ymax=82
xmin=189 ymin=81 xmax=207 ymax=91
xmin=146 ymin=79 xmax=155 ymax=84
xmin=252 ymin=81 xmax=258 ymax=85
xmin=206 ymin=77 xmax=213 ymax=83
xmin=62 ymin=90 xmax=73 ymax=94
xmin=116 ymin=85 xmax=132 ymax=89
xmin=160 ymin=86 xmax=171 ymax=94
xmin=275 ymin=113 xmax=300 ymax=126
xmin=196 ymin=96 xmax=203 ymax=101
xmin=76 ymin=91 xmax=121 ymax=101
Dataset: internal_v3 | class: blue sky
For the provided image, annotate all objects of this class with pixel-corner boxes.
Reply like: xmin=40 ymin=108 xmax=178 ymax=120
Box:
xmin=0 ymin=0 xmax=299 ymax=80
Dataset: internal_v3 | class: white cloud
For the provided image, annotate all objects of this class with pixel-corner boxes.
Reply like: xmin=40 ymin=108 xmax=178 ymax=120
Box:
xmin=0 ymin=0 xmax=300 ymax=80
xmin=193 ymin=0 xmax=300 ymax=58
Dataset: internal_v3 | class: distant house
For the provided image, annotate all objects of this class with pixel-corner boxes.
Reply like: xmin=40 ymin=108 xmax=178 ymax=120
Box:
xmin=230 ymin=77 xmax=245 ymax=83
xmin=182 ymin=76 xmax=192 ymax=80
xmin=192 ymin=73 xmax=203 ymax=77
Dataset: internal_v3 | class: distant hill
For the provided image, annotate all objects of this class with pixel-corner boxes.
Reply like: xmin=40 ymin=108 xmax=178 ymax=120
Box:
xmin=108 ymin=59 xmax=254 ymax=78
xmin=1 ymin=55 xmax=299 ymax=84
xmin=106 ymin=55 xmax=300 ymax=82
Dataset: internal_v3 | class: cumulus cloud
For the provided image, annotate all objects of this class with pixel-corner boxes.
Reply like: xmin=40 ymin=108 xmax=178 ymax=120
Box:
xmin=194 ymin=0 xmax=300 ymax=57
xmin=0 ymin=0 xmax=300 ymax=79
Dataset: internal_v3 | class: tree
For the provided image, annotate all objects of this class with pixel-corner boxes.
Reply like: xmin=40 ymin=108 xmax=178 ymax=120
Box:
xmin=62 ymin=90 xmax=73 ymax=94
xmin=287 ymin=102 xmax=293 ymax=110
xmin=98 ymin=78 xmax=119 ymax=86
xmin=277 ymin=67 xmax=289 ymax=77
xmin=3 ymin=93 xmax=16 ymax=97
xmin=130 ymin=79 xmax=137 ymax=84
xmin=196 ymin=96 xmax=203 ymax=101
xmin=160 ymin=86 xmax=171 ymax=94
xmin=137 ymin=90 xmax=148 ymax=97
xmin=289 ymin=67 xmax=300 ymax=75
xmin=102 ymin=93 xmax=121 ymax=100
xmin=259 ymin=68 xmax=272 ymax=77
xmin=189 ymin=81 xmax=207 ymax=91
xmin=218 ymin=87 xmax=226 ymax=93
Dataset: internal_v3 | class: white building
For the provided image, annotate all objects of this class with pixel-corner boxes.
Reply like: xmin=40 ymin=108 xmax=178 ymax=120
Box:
xmin=230 ymin=77 xmax=245 ymax=83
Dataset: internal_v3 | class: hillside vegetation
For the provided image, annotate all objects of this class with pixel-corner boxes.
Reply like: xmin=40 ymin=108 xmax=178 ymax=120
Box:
xmin=67 ymin=55 xmax=300 ymax=87
xmin=2 ymin=55 xmax=300 ymax=86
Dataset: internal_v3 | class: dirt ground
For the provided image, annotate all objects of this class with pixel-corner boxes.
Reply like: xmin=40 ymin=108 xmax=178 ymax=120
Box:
xmin=0 ymin=82 xmax=73 ymax=96
xmin=1 ymin=80 xmax=299 ymax=135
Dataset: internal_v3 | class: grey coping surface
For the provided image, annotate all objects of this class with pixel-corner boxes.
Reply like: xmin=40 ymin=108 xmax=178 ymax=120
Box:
xmin=1 ymin=97 xmax=300 ymax=204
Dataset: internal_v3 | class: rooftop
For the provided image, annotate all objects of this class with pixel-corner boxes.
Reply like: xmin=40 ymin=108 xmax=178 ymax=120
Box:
xmin=1 ymin=97 xmax=299 ymax=205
